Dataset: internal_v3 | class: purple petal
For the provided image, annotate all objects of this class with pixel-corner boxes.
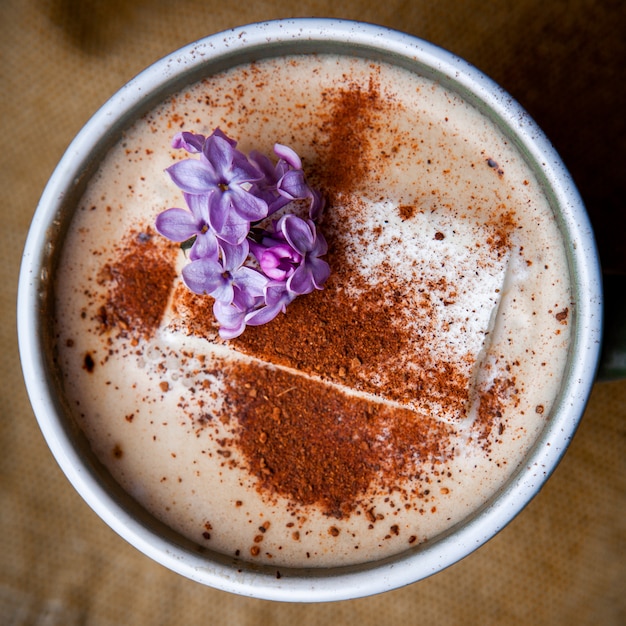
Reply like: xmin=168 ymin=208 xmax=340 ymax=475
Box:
xmin=249 ymin=150 xmax=279 ymax=185
xmin=210 ymin=281 xmax=235 ymax=303
xmin=277 ymin=169 xmax=309 ymax=200
xmin=210 ymin=128 xmax=238 ymax=148
xmin=266 ymin=195 xmax=292 ymax=217
xmin=246 ymin=284 xmax=295 ymax=325
xmin=229 ymin=188 xmax=269 ymax=222
xmin=203 ymin=133 xmax=236 ymax=180
xmin=155 ymin=207 xmax=200 ymax=242
xmin=279 ymin=215 xmax=315 ymax=253
xmin=308 ymin=188 xmax=326 ymax=220
xmin=182 ymin=257 xmax=231 ymax=300
xmin=244 ymin=302 xmax=283 ymax=326
xmin=220 ymin=239 xmax=249 ymax=272
xmin=172 ymin=132 xmax=206 ymax=153
xmin=265 ymin=282 xmax=293 ymax=306
xmin=184 ymin=192 xmax=210 ymax=222
xmin=274 ymin=143 xmax=302 ymax=169
xmin=166 ymin=159 xmax=218 ymax=194
xmin=204 ymin=134 xmax=264 ymax=185
xmin=311 ymin=230 xmax=329 ymax=257
xmin=287 ymin=264 xmax=315 ymax=295
xmin=232 ymin=266 xmax=269 ymax=298
xmin=308 ymin=256 xmax=331 ymax=289
xmin=189 ymin=231 xmax=219 ymax=261
xmin=213 ymin=301 xmax=247 ymax=339
xmin=258 ymin=243 xmax=302 ymax=280
xmin=207 ymin=193 xmax=250 ymax=244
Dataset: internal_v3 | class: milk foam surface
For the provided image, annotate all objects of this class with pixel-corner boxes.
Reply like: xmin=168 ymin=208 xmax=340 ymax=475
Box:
xmin=54 ymin=55 xmax=572 ymax=568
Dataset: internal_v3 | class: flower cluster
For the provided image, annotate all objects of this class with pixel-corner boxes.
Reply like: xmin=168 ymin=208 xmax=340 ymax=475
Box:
xmin=156 ymin=128 xmax=329 ymax=339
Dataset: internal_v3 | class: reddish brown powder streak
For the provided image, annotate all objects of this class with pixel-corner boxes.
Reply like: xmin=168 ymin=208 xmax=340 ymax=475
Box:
xmin=223 ymin=362 xmax=451 ymax=518
xmin=97 ymin=230 xmax=177 ymax=339
xmin=310 ymin=73 xmax=387 ymax=201
xmin=230 ymin=266 xmax=470 ymax=414
xmin=485 ymin=209 xmax=518 ymax=258
xmin=475 ymin=377 xmax=519 ymax=445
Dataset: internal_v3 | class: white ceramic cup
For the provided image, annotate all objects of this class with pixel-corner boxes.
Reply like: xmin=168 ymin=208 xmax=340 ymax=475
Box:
xmin=17 ymin=19 xmax=602 ymax=602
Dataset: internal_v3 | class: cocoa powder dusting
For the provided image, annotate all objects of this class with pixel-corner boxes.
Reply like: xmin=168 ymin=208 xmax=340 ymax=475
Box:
xmin=309 ymin=72 xmax=389 ymax=202
xmin=485 ymin=209 xmax=518 ymax=258
xmin=230 ymin=264 xmax=471 ymax=415
xmin=222 ymin=362 xmax=452 ymax=518
xmin=96 ymin=230 xmax=177 ymax=339
xmin=475 ymin=377 xmax=519 ymax=445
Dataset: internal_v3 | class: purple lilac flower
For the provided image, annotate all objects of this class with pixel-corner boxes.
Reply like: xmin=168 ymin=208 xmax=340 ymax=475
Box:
xmin=248 ymin=233 xmax=302 ymax=282
xmin=250 ymin=143 xmax=325 ymax=219
xmin=182 ymin=239 xmax=268 ymax=307
xmin=166 ymin=130 xmax=268 ymax=244
xmin=172 ymin=131 xmax=208 ymax=153
xmin=276 ymin=214 xmax=330 ymax=295
xmin=155 ymin=193 xmax=219 ymax=261
xmin=213 ymin=299 xmax=259 ymax=340
xmin=246 ymin=283 xmax=297 ymax=327
xmin=156 ymin=128 xmax=329 ymax=339
xmin=258 ymin=242 xmax=303 ymax=281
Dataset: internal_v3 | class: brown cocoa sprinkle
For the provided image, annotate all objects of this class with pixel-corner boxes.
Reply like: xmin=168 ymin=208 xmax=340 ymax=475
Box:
xmin=310 ymin=73 xmax=388 ymax=201
xmin=475 ymin=377 xmax=518 ymax=445
xmin=555 ymin=308 xmax=569 ymax=323
xmin=159 ymin=381 xmax=169 ymax=392
xmin=399 ymin=204 xmax=416 ymax=220
xmin=97 ymin=229 xmax=177 ymax=339
xmin=485 ymin=210 xmax=517 ymax=258
xmin=250 ymin=546 xmax=260 ymax=557
xmin=83 ymin=352 xmax=95 ymax=373
xmin=328 ymin=526 xmax=340 ymax=537
xmin=535 ymin=405 xmax=545 ymax=415
xmin=222 ymin=362 xmax=452 ymax=519
xmin=112 ymin=444 xmax=123 ymax=459
xmin=434 ymin=231 xmax=445 ymax=240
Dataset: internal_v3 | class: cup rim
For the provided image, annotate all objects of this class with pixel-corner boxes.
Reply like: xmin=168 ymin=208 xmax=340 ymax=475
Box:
xmin=17 ymin=17 xmax=603 ymax=602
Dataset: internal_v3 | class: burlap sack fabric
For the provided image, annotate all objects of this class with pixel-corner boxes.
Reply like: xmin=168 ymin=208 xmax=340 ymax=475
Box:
xmin=2 ymin=1 xmax=624 ymax=624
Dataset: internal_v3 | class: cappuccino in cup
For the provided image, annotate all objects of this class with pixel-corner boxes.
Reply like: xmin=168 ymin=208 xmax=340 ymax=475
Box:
xmin=53 ymin=53 xmax=571 ymax=569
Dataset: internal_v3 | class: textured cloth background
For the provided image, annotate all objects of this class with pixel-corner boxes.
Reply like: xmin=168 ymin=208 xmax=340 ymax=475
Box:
xmin=1 ymin=0 xmax=625 ymax=624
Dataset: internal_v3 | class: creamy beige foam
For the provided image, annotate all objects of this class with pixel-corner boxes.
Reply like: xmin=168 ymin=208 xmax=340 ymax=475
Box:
xmin=54 ymin=55 xmax=572 ymax=568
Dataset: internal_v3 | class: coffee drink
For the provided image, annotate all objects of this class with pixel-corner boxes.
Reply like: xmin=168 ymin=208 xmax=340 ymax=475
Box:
xmin=53 ymin=54 xmax=572 ymax=568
